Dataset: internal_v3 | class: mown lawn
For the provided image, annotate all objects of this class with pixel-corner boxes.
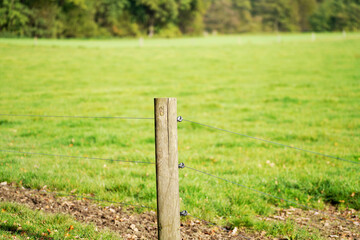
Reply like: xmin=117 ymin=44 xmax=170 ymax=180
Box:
xmin=0 ymin=33 xmax=359 ymax=238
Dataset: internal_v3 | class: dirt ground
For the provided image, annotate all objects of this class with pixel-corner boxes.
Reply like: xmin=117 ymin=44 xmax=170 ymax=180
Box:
xmin=0 ymin=182 xmax=359 ymax=239
xmin=261 ymin=206 xmax=360 ymax=239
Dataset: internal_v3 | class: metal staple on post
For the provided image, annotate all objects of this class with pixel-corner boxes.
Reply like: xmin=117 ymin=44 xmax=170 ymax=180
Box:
xmin=178 ymin=162 xmax=185 ymax=169
xmin=180 ymin=210 xmax=188 ymax=216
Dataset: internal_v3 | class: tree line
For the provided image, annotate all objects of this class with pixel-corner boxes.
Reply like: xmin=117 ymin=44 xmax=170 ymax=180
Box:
xmin=0 ymin=0 xmax=359 ymax=38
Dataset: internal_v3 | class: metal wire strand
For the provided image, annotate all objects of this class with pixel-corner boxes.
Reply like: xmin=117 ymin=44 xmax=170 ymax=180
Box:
xmin=183 ymin=119 xmax=359 ymax=165
xmin=0 ymin=149 xmax=155 ymax=165
xmin=0 ymin=113 xmax=153 ymax=120
xmin=186 ymin=213 xmax=251 ymax=240
xmin=185 ymin=165 xmax=353 ymax=224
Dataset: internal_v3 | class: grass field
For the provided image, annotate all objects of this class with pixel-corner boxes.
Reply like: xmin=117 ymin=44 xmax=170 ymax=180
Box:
xmin=0 ymin=33 xmax=360 ymax=238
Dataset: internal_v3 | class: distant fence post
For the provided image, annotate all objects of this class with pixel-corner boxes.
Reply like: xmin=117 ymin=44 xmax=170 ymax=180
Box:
xmin=154 ymin=98 xmax=181 ymax=240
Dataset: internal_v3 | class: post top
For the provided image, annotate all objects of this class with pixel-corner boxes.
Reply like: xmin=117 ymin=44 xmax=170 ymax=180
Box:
xmin=154 ymin=97 xmax=176 ymax=100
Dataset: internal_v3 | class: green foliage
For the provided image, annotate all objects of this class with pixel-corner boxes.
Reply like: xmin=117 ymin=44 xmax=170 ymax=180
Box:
xmin=157 ymin=23 xmax=182 ymax=38
xmin=251 ymin=0 xmax=301 ymax=32
xmin=310 ymin=0 xmax=360 ymax=31
xmin=0 ymin=0 xmax=31 ymax=36
xmin=204 ymin=0 xmax=243 ymax=33
xmin=178 ymin=0 xmax=205 ymax=35
xmin=0 ymin=0 xmax=360 ymax=37
xmin=127 ymin=0 xmax=179 ymax=36
xmin=61 ymin=7 xmax=98 ymax=38
xmin=27 ymin=1 xmax=61 ymax=38
xmin=297 ymin=0 xmax=317 ymax=31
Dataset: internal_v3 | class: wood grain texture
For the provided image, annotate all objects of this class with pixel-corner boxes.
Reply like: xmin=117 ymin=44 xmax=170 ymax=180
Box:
xmin=154 ymin=98 xmax=180 ymax=240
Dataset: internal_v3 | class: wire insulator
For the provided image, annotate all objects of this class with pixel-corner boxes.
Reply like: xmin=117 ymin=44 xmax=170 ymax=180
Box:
xmin=177 ymin=116 xmax=183 ymax=122
xmin=178 ymin=162 xmax=185 ymax=169
xmin=180 ymin=210 xmax=188 ymax=216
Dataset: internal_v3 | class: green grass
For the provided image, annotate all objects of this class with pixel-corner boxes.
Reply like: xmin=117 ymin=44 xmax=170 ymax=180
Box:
xmin=0 ymin=202 xmax=120 ymax=239
xmin=254 ymin=220 xmax=323 ymax=240
xmin=0 ymin=33 xmax=359 ymax=238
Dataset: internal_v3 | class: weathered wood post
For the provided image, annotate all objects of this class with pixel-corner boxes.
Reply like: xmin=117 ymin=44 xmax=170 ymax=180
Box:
xmin=154 ymin=98 xmax=181 ymax=240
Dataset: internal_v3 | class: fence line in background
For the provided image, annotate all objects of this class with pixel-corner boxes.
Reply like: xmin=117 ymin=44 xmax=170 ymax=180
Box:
xmin=182 ymin=118 xmax=359 ymax=165
xmin=0 ymin=113 xmax=153 ymax=120
xmin=0 ymin=149 xmax=155 ymax=165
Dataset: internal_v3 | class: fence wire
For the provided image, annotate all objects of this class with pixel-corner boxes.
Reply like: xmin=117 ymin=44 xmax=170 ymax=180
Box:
xmin=2 ymin=112 xmax=358 ymax=236
xmin=184 ymin=165 xmax=355 ymax=225
xmin=0 ymin=149 xmax=155 ymax=165
xmin=183 ymin=118 xmax=359 ymax=165
xmin=0 ymin=113 xmax=153 ymax=120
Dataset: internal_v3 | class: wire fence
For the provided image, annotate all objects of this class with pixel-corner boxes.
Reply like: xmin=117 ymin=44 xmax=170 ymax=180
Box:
xmin=183 ymin=164 xmax=353 ymax=224
xmin=0 ymin=149 xmax=155 ymax=165
xmin=183 ymin=118 xmax=359 ymax=165
xmin=0 ymin=112 xmax=359 ymax=239
xmin=0 ymin=113 xmax=154 ymax=120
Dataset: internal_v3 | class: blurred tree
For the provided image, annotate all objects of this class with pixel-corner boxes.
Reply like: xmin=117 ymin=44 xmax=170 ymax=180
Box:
xmin=0 ymin=0 xmax=31 ymax=36
xmin=0 ymin=0 xmax=359 ymax=38
xmin=233 ymin=0 xmax=253 ymax=32
xmin=310 ymin=0 xmax=360 ymax=31
xmin=177 ymin=0 xmax=206 ymax=35
xmin=251 ymin=0 xmax=300 ymax=32
xmin=94 ymin=0 xmax=139 ymax=37
xmin=23 ymin=0 xmax=61 ymax=38
xmin=204 ymin=0 xmax=252 ymax=33
xmin=58 ymin=0 xmax=98 ymax=38
xmin=297 ymin=0 xmax=317 ymax=31
xmin=94 ymin=0 xmax=127 ymax=28
xmin=128 ymin=0 xmax=178 ymax=36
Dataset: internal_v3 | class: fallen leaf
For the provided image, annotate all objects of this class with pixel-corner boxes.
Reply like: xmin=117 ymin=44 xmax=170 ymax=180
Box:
xmin=231 ymin=227 xmax=238 ymax=235
xmin=130 ymin=224 xmax=139 ymax=232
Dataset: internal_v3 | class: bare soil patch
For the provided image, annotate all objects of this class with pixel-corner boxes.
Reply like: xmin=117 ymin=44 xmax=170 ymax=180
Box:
xmin=0 ymin=183 xmax=264 ymax=239
xmin=262 ymin=206 xmax=360 ymax=239
xmin=0 ymin=183 xmax=359 ymax=239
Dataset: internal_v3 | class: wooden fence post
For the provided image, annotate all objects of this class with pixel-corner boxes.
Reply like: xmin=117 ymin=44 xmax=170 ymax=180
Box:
xmin=154 ymin=98 xmax=181 ymax=240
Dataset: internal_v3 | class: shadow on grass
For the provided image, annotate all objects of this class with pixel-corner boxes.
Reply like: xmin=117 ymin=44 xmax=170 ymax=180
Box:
xmin=0 ymin=223 xmax=54 ymax=239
